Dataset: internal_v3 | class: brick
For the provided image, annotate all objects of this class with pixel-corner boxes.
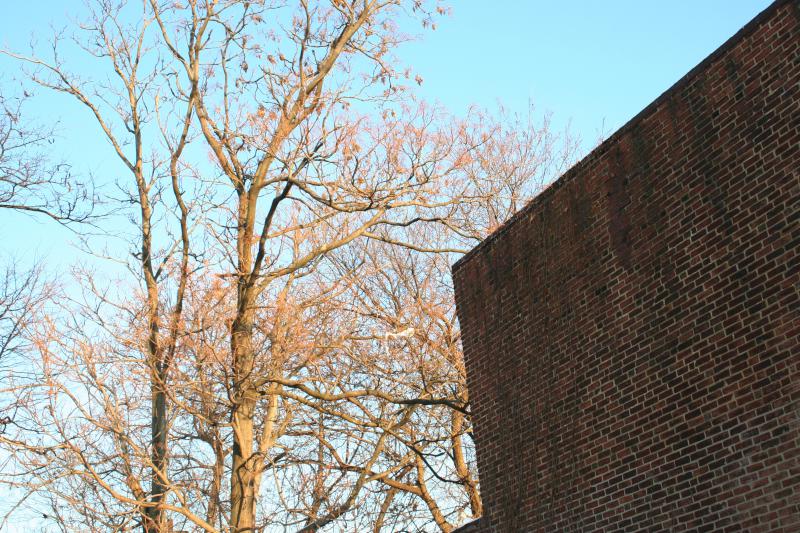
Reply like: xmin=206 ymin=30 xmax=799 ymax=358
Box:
xmin=452 ymin=1 xmax=800 ymax=531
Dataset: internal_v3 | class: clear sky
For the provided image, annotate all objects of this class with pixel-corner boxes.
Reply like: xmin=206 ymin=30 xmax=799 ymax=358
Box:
xmin=0 ymin=0 xmax=774 ymax=266
xmin=404 ymin=1 xmax=773 ymax=138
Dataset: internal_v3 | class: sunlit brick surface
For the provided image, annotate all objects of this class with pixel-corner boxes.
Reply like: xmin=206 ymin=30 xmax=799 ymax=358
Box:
xmin=452 ymin=1 xmax=800 ymax=531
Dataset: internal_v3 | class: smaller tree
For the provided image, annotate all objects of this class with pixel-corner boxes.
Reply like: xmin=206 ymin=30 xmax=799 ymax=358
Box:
xmin=0 ymin=84 xmax=97 ymax=529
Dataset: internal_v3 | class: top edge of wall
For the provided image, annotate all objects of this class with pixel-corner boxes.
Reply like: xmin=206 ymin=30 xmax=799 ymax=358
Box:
xmin=451 ymin=0 xmax=796 ymax=274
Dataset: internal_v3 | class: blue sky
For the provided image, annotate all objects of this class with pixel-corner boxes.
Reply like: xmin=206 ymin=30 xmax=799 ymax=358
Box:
xmin=404 ymin=1 xmax=773 ymax=137
xmin=0 ymin=0 xmax=774 ymax=265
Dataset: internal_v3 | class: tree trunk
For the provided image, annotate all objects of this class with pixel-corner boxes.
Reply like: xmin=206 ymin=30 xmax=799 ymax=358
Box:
xmin=230 ymin=308 xmax=259 ymax=532
xmin=144 ymin=372 xmax=170 ymax=533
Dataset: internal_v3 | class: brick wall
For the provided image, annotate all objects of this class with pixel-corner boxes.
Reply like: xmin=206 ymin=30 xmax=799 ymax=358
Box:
xmin=452 ymin=1 xmax=800 ymax=531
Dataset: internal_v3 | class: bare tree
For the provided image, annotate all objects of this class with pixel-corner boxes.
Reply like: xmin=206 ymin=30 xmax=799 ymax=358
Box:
xmin=0 ymin=78 xmax=94 ymax=489
xmin=0 ymin=2 xmax=577 ymax=532
xmin=0 ymin=87 xmax=88 ymax=529
xmin=0 ymin=84 xmax=93 ymax=399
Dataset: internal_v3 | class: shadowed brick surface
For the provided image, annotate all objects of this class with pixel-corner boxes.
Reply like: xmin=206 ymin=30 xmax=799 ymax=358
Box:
xmin=452 ymin=1 xmax=800 ymax=531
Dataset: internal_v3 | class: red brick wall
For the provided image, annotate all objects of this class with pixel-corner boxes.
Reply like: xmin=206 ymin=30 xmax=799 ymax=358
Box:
xmin=452 ymin=1 xmax=800 ymax=531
